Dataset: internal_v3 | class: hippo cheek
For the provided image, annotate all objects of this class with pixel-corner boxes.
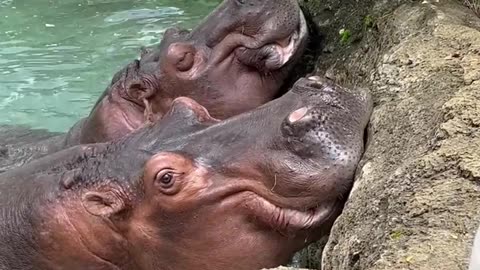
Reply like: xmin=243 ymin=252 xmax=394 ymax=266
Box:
xmin=193 ymin=58 xmax=284 ymax=119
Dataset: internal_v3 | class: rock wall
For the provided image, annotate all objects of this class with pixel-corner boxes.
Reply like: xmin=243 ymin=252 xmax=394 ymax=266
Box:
xmin=293 ymin=0 xmax=480 ymax=269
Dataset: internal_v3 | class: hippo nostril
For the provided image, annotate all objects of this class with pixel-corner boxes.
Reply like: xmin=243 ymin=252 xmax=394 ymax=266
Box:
xmin=177 ymin=52 xmax=194 ymax=72
xmin=167 ymin=43 xmax=196 ymax=72
xmin=288 ymin=107 xmax=309 ymax=123
xmin=282 ymin=107 xmax=315 ymax=140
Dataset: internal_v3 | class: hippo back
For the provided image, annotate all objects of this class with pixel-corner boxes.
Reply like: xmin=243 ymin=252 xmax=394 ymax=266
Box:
xmin=0 ymin=125 xmax=64 ymax=173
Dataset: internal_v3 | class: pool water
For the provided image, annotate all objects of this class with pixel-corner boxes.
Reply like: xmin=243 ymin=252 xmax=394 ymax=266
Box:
xmin=0 ymin=0 xmax=219 ymax=132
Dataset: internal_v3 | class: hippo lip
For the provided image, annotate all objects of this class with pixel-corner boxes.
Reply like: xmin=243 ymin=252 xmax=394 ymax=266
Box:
xmin=270 ymin=30 xmax=299 ymax=67
xmin=271 ymin=9 xmax=308 ymax=66
xmin=203 ymin=9 xmax=308 ymax=72
xmin=242 ymin=191 xmax=337 ymax=233
xmin=197 ymin=181 xmax=338 ymax=233
xmin=244 ymin=9 xmax=308 ymax=68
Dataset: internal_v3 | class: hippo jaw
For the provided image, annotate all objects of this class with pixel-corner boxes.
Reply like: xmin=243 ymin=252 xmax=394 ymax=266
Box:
xmin=243 ymin=192 xmax=339 ymax=233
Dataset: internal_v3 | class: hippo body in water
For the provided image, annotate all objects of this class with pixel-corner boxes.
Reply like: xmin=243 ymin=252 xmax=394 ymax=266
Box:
xmin=0 ymin=77 xmax=372 ymax=270
xmin=0 ymin=0 xmax=308 ymax=172
xmin=0 ymin=126 xmax=65 ymax=173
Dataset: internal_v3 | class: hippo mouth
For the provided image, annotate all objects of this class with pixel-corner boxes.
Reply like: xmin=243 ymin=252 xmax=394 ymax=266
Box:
xmin=242 ymin=191 xmax=338 ymax=233
xmin=198 ymin=180 xmax=339 ymax=235
xmin=267 ymin=10 xmax=308 ymax=68
xmin=200 ymin=9 xmax=308 ymax=74
xmin=233 ymin=9 xmax=308 ymax=71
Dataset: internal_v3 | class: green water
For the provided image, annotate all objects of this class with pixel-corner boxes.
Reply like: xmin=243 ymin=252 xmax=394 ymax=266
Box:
xmin=0 ymin=0 xmax=219 ymax=132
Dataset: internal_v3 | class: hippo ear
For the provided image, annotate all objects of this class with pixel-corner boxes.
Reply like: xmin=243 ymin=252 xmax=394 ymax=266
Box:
xmin=127 ymin=80 xmax=155 ymax=101
xmin=126 ymin=80 xmax=158 ymax=123
xmin=82 ymin=190 xmax=126 ymax=217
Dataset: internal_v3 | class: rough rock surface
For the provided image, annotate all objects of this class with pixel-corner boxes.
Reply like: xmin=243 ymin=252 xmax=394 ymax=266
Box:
xmin=294 ymin=0 xmax=480 ymax=269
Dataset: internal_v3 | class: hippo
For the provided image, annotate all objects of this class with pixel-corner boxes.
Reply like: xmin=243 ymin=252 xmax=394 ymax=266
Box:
xmin=0 ymin=126 xmax=65 ymax=172
xmin=63 ymin=0 xmax=309 ymax=146
xmin=0 ymin=76 xmax=372 ymax=270
xmin=0 ymin=0 xmax=309 ymax=173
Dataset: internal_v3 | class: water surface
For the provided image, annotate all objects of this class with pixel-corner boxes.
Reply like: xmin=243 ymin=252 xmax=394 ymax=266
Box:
xmin=0 ymin=0 xmax=219 ymax=132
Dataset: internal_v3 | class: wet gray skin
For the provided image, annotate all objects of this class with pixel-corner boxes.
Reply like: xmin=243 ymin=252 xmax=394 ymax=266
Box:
xmin=0 ymin=76 xmax=372 ymax=270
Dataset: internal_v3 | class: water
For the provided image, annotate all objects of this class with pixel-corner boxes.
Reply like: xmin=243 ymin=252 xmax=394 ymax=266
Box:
xmin=0 ymin=0 xmax=219 ymax=132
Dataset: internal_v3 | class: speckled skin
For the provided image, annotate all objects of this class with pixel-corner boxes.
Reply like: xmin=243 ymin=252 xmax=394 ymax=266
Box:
xmin=0 ymin=76 xmax=372 ymax=270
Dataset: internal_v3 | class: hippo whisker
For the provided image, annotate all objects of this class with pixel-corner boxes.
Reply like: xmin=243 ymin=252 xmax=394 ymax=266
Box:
xmin=271 ymin=174 xmax=278 ymax=192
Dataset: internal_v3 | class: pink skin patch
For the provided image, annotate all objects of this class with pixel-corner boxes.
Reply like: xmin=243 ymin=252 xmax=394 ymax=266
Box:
xmin=288 ymin=107 xmax=309 ymax=123
xmin=274 ymin=31 xmax=298 ymax=66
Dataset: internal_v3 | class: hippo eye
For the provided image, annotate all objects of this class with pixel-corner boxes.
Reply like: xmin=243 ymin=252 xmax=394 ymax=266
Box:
xmin=154 ymin=171 xmax=175 ymax=189
xmin=236 ymin=0 xmax=246 ymax=5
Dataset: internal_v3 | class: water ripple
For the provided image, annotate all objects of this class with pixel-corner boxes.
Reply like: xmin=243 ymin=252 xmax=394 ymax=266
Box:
xmin=0 ymin=0 xmax=217 ymax=132
xmin=104 ymin=7 xmax=183 ymax=25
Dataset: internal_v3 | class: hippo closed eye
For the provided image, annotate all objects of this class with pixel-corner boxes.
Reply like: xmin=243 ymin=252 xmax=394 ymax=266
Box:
xmin=64 ymin=0 xmax=309 ymax=147
xmin=0 ymin=77 xmax=372 ymax=270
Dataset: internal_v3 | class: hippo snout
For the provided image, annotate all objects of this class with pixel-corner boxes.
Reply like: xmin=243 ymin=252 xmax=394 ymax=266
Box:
xmin=280 ymin=77 xmax=370 ymax=164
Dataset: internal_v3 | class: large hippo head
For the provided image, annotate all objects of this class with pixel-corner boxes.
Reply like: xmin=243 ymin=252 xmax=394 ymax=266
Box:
xmin=0 ymin=77 xmax=372 ymax=269
xmin=72 ymin=0 xmax=308 ymax=145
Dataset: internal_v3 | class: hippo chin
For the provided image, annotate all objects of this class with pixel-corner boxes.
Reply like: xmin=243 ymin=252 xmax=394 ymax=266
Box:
xmin=0 ymin=77 xmax=371 ymax=270
xmin=65 ymin=0 xmax=308 ymax=146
